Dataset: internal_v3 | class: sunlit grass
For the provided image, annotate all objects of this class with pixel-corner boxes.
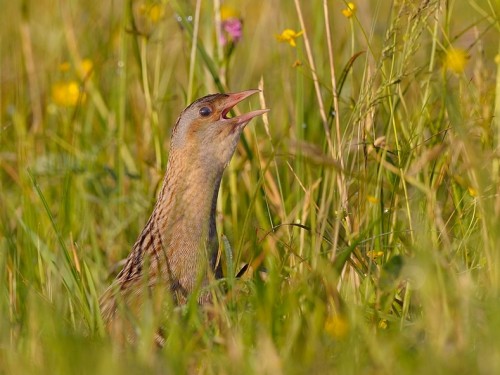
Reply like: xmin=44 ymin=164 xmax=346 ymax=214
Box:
xmin=1 ymin=0 xmax=500 ymax=373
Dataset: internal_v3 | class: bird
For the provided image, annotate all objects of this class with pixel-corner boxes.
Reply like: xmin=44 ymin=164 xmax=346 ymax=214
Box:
xmin=99 ymin=89 xmax=268 ymax=340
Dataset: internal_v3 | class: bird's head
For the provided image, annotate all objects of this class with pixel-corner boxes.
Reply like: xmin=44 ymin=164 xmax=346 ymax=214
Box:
xmin=170 ymin=89 xmax=268 ymax=173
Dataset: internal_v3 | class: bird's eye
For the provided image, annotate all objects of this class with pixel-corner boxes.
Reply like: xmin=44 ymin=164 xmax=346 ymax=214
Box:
xmin=199 ymin=107 xmax=212 ymax=117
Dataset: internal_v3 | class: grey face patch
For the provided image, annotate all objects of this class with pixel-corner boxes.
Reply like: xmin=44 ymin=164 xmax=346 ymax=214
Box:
xmin=171 ymin=94 xmax=229 ymax=137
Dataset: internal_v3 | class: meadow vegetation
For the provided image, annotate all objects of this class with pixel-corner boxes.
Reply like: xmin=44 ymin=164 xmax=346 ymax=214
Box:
xmin=1 ymin=0 xmax=500 ymax=373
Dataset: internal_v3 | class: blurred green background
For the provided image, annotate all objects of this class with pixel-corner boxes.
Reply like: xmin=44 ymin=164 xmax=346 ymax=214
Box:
xmin=1 ymin=0 xmax=500 ymax=373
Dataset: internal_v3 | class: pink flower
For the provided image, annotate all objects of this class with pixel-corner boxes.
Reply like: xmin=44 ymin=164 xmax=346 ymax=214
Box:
xmin=220 ymin=18 xmax=242 ymax=46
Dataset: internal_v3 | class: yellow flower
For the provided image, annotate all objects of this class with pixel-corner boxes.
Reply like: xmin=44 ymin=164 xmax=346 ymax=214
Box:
xmin=140 ymin=3 xmax=165 ymax=24
xmin=220 ymin=5 xmax=239 ymax=21
xmin=149 ymin=3 xmax=165 ymax=23
xmin=79 ymin=59 xmax=94 ymax=78
xmin=276 ymin=29 xmax=303 ymax=47
xmin=444 ymin=47 xmax=469 ymax=74
xmin=467 ymin=186 xmax=478 ymax=197
xmin=367 ymin=250 xmax=384 ymax=259
xmin=342 ymin=2 xmax=357 ymax=18
xmin=51 ymin=81 xmax=85 ymax=107
xmin=325 ymin=315 xmax=349 ymax=339
xmin=57 ymin=59 xmax=93 ymax=79
xmin=378 ymin=319 xmax=388 ymax=329
xmin=367 ymin=195 xmax=379 ymax=204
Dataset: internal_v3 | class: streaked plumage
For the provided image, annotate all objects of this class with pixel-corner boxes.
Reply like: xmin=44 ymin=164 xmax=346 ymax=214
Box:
xmin=99 ymin=90 xmax=268 ymax=340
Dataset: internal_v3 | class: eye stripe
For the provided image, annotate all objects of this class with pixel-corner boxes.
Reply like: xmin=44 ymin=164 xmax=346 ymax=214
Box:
xmin=199 ymin=106 xmax=212 ymax=117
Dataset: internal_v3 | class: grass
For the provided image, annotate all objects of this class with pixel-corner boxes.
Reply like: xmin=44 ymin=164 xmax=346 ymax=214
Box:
xmin=1 ymin=0 xmax=500 ymax=373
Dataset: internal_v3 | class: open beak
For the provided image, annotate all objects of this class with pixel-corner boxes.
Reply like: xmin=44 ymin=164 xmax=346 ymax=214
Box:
xmin=221 ymin=89 xmax=269 ymax=127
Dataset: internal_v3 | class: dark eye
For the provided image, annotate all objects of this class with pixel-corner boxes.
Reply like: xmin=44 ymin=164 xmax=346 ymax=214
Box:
xmin=199 ymin=106 xmax=212 ymax=117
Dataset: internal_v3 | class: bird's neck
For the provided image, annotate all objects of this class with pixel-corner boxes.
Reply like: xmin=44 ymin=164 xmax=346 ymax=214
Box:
xmin=153 ymin=149 xmax=223 ymax=265
xmin=161 ymin=151 xmax=222 ymax=217
xmin=160 ymin=170 xmax=221 ymax=238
